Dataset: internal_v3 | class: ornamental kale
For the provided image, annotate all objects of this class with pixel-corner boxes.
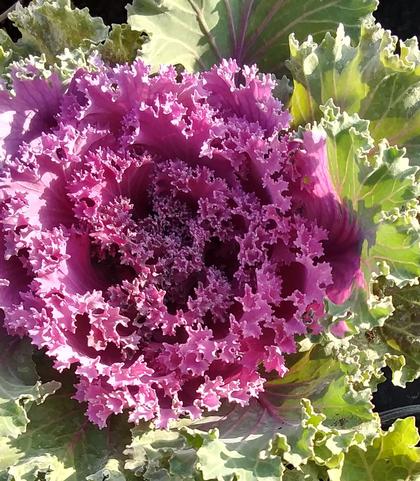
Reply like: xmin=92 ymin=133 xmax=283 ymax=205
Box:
xmin=0 ymin=58 xmax=360 ymax=429
xmin=1 ymin=1 xmax=420 ymax=480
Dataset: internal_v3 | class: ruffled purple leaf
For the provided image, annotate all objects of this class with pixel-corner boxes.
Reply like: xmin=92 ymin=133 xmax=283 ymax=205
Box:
xmin=0 ymin=64 xmax=63 ymax=162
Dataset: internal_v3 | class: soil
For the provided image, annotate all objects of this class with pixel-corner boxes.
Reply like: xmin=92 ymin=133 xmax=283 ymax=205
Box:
xmin=0 ymin=0 xmax=419 ymax=427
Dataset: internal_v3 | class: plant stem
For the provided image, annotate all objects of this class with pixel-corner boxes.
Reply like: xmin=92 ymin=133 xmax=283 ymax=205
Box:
xmin=379 ymin=405 xmax=420 ymax=427
xmin=0 ymin=2 xmax=18 ymax=24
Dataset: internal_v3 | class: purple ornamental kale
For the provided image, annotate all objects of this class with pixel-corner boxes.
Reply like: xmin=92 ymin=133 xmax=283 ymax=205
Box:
xmin=0 ymin=59 xmax=361 ymax=427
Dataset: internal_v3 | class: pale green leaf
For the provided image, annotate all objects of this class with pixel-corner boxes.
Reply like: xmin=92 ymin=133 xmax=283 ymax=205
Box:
xmin=86 ymin=459 xmax=130 ymax=481
xmin=1 ymin=1 xmax=147 ymax=80
xmin=0 ymin=384 xmax=132 ymax=481
xmin=321 ymin=283 xmax=419 ymax=388
xmin=0 ymin=0 xmax=111 ymax=81
xmin=100 ymin=24 xmax=146 ymax=65
xmin=125 ymin=428 xmax=199 ymax=480
xmin=376 ymin=283 xmax=420 ymax=386
xmin=191 ymin=403 xmax=284 ymax=481
xmin=0 ymin=331 xmax=59 ymax=443
xmin=288 ymin=18 xmax=420 ymax=165
xmin=282 ymin=463 xmax=328 ymax=481
xmin=0 ymin=30 xmax=19 ymax=72
xmin=55 ymin=47 xmax=100 ymax=80
xmin=127 ymin=0 xmax=377 ymax=74
xmin=9 ymin=0 xmax=108 ymax=64
xmin=328 ymin=417 xmax=420 ymax=481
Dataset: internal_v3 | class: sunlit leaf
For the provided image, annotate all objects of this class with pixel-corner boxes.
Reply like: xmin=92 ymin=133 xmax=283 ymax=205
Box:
xmin=127 ymin=0 xmax=377 ymax=73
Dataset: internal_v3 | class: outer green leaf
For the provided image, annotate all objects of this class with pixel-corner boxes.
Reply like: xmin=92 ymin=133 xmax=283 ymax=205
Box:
xmin=127 ymin=0 xmax=377 ymax=74
xmin=125 ymin=345 xmax=379 ymax=481
xmin=100 ymin=24 xmax=146 ymax=64
xmin=1 ymin=387 xmax=133 ymax=481
xmin=8 ymin=0 xmax=108 ymax=64
xmin=56 ymin=48 xmax=100 ymax=80
xmin=0 ymin=30 xmax=13 ymax=65
xmin=0 ymin=31 xmax=19 ymax=72
xmin=266 ymin=349 xmax=377 ymax=467
xmin=376 ymin=283 xmax=420 ymax=386
xmin=288 ymin=18 xmax=420 ymax=165
xmin=321 ymin=281 xmax=419 ymax=388
xmin=191 ymin=403 xmax=284 ymax=481
xmin=312 ymin=101 xmax=420 ymax=330
xmin=282 ymin=463 xmax=328 ymax=481
xmin=1 ymin=1 xmax=146 ymax=79
xmin=328 ymin=417 xmax=420 ymax=481
xmin=0 ymin=0 xmax=110 ymax=80
xmin=125 ymin=428 xmax=200 ymax=481
xmin=0 ymin=331 xmax=58 ymax=443
xmin=86 ymin=459 xmax=131 ymax=481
